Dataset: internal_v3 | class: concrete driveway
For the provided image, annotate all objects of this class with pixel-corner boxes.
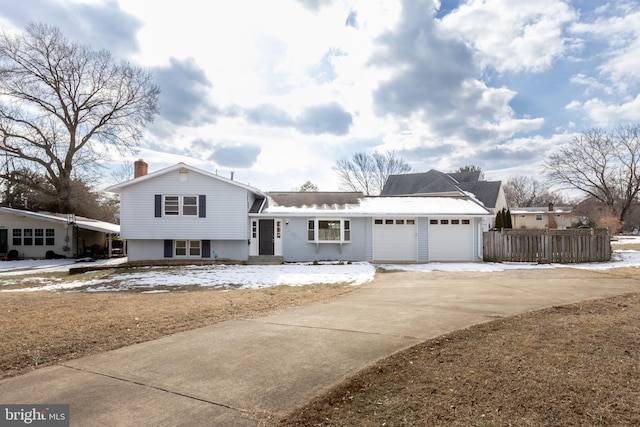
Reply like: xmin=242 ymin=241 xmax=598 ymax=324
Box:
xmin=1 ymin=268 xmax=638 ymax=426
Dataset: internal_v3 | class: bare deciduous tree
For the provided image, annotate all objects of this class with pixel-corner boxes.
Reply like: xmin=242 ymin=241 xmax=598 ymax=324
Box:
xmin=455 ymin=165 xmax=482 ymax=173
xmin=334 ymin=149 xmax=411 ymax=195
xmin=0 ymin=22 xmax=159 ymax=213
xmin=503 ymin=175 xmax=566 ymax=207
xmin=543 ymin=125 xmax=640 ymax=221
xmin=300 ymin=181 xmax=318 ymax=192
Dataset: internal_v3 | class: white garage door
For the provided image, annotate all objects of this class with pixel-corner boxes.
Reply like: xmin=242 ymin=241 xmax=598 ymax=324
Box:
xmin=373 ymin=218 xmax=417 ymax=262
xmin=428 ymin=218 xmax=474 ymax=261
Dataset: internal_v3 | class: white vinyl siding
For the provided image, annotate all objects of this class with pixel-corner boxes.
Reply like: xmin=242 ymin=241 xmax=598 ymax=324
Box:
xmin=119 ymin=169 xmax=252 ymax=240
xmin=0 ymin=214 xmax=68 ymax=259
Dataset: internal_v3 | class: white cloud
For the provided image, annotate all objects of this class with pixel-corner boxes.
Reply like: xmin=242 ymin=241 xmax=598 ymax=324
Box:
xmin=441 ymin=0 xmax=578 ymax=74
xmin=579 ymin=94 xmax=640 ymax=127
xmin=571 ymin=7 xmax=640 ymax=94
xmin=1 ymin=0 xmax=638 ymax=193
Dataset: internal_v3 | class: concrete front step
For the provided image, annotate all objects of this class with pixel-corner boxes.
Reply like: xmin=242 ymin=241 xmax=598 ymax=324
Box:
xmin=247 ymin=256 xmax=284 ymax=265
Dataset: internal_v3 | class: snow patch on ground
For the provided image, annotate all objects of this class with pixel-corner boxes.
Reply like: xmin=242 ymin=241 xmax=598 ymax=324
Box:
xmin=2 ymin=237 xmax=640 ymax=292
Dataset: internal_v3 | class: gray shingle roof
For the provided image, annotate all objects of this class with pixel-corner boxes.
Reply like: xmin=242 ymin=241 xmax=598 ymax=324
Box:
xmin=266 ymin=192 xmax=364 ymax=208
xmin=381 ymin=170 xmax=502 ymax=209
xmin=380 ymin=170 xmax=461 ymax=196
xmin=457 ymin=180 xmax=501 ymax=209
xmin=447 ymin=170 xmax=482 ymax=183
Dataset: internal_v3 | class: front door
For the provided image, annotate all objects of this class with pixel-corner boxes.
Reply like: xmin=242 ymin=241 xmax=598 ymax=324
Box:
xmin=259 ymin=219 xmax=275 ymax=255
xmin=0 ymin=229 xmax=7 ymax=254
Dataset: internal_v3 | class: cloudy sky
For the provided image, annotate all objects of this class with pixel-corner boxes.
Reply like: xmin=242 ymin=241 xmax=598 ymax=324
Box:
xmin=1 ymin=0 xmax=639 ymax=191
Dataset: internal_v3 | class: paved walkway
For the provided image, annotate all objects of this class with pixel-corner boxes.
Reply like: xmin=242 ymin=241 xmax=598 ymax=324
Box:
xmin=1 ymin=268 xmax=639 ymax=426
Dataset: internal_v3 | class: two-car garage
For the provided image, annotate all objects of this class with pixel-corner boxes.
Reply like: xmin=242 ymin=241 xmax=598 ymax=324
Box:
xmin=372 ymin=217 xmax=475 ymax=262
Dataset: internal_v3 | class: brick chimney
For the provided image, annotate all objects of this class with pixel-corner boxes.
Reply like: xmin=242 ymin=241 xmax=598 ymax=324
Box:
xmin=548 ymin=203 xmax=554 ymax=212
xmin=134 ymin=159 xmax=148 ymax=178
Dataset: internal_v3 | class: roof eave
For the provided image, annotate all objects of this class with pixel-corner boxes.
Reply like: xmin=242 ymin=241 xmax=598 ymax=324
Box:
xmin=106 ymin=162 xmax=265 ymax=196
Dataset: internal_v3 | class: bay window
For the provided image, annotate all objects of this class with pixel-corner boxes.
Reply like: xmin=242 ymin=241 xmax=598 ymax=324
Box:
xmin=307 ymin=219 xmax=351 ymax=243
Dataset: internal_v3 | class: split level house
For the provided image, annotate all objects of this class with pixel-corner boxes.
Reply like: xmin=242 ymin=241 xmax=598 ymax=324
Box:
xmin=106 ymin=161 xmax=504 ymax=263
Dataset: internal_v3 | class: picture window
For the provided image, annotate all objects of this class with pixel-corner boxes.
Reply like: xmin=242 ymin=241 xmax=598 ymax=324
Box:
xmin=307 ymin=219 xmax=351 ymax=243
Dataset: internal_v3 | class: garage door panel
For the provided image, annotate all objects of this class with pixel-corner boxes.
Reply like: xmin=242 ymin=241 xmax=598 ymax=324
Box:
xmin=373 ymin=219 xmax=416 ymax=262
xmin=428 ymin=220 xmax=473 ymax=261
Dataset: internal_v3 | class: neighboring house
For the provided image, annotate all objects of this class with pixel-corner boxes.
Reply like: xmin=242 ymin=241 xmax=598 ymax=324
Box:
xmin=0 ymin=207 xmax=120 ymax=259
xmin=380 ymin=170 xmax=507 ymax=228
xmin=510 ymin=204 xmax=574 ymax=229
xmin=106 ymin=161 xmax=266 ymax=262
xmin=108 ymin=161 xmax=493 ymax=263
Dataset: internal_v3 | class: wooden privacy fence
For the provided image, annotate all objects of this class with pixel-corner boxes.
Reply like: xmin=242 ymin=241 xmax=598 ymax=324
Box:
xmin=483 ymin=229 xmax=611 ymax=263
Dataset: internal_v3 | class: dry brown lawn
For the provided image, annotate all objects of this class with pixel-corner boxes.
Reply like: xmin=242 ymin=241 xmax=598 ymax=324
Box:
xmin=2 ymin=256 xmax=640 ymax=426
xmin=0 ymin=280 xmax=355 ymax=380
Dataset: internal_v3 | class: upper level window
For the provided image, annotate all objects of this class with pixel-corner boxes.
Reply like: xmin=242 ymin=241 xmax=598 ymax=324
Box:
xmin=164 ymin=196 xmax=198 ymax=216
xmin=182 ymin=196 xmax=198 ymax=216
xmin=307 ymin=219 xmax=351 ymax=243
xmin=535 ymin=214 xmax=543 ymax=221
xmin=164 ymin=196 xmax=179 ymax=216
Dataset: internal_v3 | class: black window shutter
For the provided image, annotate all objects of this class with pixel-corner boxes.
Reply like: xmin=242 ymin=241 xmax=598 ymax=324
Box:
xmin=199 ymin=195 xmax=206 ymax=218
xmin=201 ymin=240 xmax=211 ymax=258
xmin=155 ymin=195 xmax=162 ymax=217
xmin=163 ymin=240 xmax=173 ymax=258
